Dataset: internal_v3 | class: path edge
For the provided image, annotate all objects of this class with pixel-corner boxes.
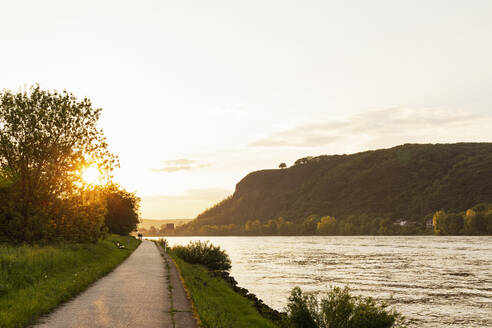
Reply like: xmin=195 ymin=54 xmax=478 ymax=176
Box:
xmin=154 ymin=242 xmax=202 ymax=327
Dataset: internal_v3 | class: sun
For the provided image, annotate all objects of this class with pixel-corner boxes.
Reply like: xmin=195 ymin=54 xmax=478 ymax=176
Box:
xmin=81 ymin=166 xmax=102 ymax=185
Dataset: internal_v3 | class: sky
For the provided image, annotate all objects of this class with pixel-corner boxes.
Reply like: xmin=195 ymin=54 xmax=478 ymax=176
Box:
xmin=1 ymin=0 xmax=492 ymax=219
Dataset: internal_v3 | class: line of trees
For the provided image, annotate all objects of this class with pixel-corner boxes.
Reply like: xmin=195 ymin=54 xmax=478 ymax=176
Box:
xmin=0 ymin=85 xmax=139 ymax=243
xmin=139 ymin=225 xmax=176 ymax=236
xmin=175 ymin=214 xmax=427 ymax=236
xmin=177 ymin=203 xmax=492 ymax=236
xmin=432 ymin=203 xmax=492 ymax=235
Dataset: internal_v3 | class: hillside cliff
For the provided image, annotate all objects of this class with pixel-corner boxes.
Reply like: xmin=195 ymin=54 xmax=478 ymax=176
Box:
xmin=189 ymin=143 xmax=492 ymax=228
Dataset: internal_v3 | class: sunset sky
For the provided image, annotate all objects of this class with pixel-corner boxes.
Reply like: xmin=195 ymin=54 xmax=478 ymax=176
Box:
xmin=2 ymin=0 xmax=492 ymax=219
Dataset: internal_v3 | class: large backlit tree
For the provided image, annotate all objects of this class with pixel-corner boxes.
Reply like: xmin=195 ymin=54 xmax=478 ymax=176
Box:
xmin=0 ymin=85 xmax=118 ymax=242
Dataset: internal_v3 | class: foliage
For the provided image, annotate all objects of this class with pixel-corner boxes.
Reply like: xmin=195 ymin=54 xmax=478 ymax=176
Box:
xmin=432 ymin=211 xmax=463 ymax=235
xmin=172 ymin=240 xmax=231 ymax=271
xmin=279 ymin=163 xmax=287 ymax=169
xmin=178 ymin=143 xmax=492 ymax=234
xmin=168 ymin=251 xmax=277 ymax=328
xmin=175 ymin=214 xmax=429 ymax=236
xmin=463 ymin=209 xmax=487 ymax=235
xmin=285 ymin=286 xmax=406 ymax=328
xmin=317 ymin=216 xmax=338 ymax=235
xmin=0 ymin=235 xmax=140 ymax=328
xmin=103 ymin=183 xmax=141 ymax=235
xmin=157 ymin=238 xmax=168 ymax=250
xmin=432 ymin=205 xmax=492 ymax=235
xmin=0 ymin=85 xmax=118 ymax=243
xmin=285 ymin=287 xmax=318 ymax=328
xmin=294 ymin=156 xmax=315 ymax=166
xmin=51 ymin=188 xmax=108 ymax=242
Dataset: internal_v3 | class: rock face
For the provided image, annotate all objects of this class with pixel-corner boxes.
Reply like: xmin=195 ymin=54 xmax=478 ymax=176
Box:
xmin=195 ymin=143 xmax=492 ymax=226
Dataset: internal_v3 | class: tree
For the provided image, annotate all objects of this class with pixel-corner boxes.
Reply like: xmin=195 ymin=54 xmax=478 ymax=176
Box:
xmin=294 ymin=156 xmax=313 ymax=165
xmin=432 ymin=210 xmax=463 ymax=235
xmin=433 ymin=210 xmax=446 ymax=235
xmin=464 ymin=209 xmax=487 ymax=235
xmin=378 ymin=218 xmax=394 ymax=235
xmin=244 ymin=219 xmax=262 ymax=235
xmin=486 ymin=212 xmax=492 ymax=234
xmin=149 ymin=226 xmax=158 ymax=236
xmin=303 ymin=215 xmax=320 ymax=235
xmin=52 ymin=188 xmax=107 ymax=242
xmin=103 ymin=184 xmax=141 ymax=235
xmin=317 ymin=216 xmax=338 ymax=235
xmin=0 ymin=85 xmax=117 ymax=242
xmin=279 ymin=162 xmax=287 ymax=169
xmin=263 ymin=219 xmax=278 ymax=235
xmin=277 ymin=220 xmax=300 ymax=235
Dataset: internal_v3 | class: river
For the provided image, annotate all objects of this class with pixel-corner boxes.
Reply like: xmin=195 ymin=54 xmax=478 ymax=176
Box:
xmin=149 ymin=236 xmax=492 ymax=327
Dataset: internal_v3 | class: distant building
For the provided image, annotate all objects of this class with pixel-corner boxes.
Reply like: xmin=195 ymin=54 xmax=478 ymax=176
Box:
xmin=166 ymin=223 xmax=175 ymax=231
xmin=394 ymin=219 xmax=407 ymax=226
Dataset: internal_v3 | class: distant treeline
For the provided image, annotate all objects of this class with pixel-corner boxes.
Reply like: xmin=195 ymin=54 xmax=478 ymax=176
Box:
xmin=175 ymin=203 xmax=492 ymax=236
xmin=175 ymin=143 xmax=492 ymax=236
xmin=433 ymin=203 xmax=492 ymax=235
xmin=139 ymin=225 xmax=177 ymax=236
xmin=175 ymin=215 xmax=427 ymax=236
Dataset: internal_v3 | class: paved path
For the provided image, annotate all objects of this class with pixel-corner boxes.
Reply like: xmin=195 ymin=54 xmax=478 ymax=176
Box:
xmin=34 ymin=240 xmax=197 ymax=328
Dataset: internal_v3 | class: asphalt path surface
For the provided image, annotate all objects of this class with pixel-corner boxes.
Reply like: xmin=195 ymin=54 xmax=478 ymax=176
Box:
xmin=34 ymin=240 xmax=197 ymax=328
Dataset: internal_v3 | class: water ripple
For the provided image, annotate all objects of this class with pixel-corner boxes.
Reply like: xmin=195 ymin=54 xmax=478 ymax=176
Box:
xmin=159 ymin=236 xmax=492 ymax=328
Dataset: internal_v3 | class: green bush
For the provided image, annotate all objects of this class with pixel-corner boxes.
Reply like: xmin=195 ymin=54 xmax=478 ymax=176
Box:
xmin=172 ymin=240 xmax=231 ymax=271
xmin=285 ymin=287 xmax=319 ymax=328
xmin=285 ymin=286 xmax=406 ymax=328
xmin=157 ymin=238 xmax=168 ymax=250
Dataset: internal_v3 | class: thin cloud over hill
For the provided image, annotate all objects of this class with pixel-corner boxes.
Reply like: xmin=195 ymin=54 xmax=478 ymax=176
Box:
xmin=250 ymin=108 xmax=492 ymax=148
xmin=151 ymin=159 xmax=211 ymax=173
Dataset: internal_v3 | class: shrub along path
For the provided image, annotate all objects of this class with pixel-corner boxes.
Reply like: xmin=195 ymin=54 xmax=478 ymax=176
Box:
xmin=34 ymin=240 xmax=195 ymax=328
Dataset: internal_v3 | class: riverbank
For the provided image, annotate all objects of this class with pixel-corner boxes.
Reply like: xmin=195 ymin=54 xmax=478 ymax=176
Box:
xmin=167 ymin=249 xmax=278 ymax=327
xmin=0 ymin=234 xmax=140 ymax=328
xmin=154 ymin=236 xmax=492 ymax=327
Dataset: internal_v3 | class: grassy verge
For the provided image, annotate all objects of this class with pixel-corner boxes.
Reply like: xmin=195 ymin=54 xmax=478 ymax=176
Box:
xmin=0 ymin=234 xmax=140 ymax=328
xmin=168 ymin=250 xmax=277 ymax=328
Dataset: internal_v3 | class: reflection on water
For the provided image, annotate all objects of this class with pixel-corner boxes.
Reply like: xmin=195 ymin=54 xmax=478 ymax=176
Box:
xmin=150 ymin=236 xmax=492 ymax=327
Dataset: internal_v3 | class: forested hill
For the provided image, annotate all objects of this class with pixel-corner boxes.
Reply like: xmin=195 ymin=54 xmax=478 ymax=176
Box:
xmin=187 ymin=143 xmax=492 ymax=229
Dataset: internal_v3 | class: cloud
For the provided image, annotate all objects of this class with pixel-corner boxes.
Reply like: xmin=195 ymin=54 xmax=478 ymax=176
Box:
xmin=144 ymin=188 xmax=231 ymax=201
xmin=249 ymin=107 xmax=492 ymax=148
xmin=141 ymin=188 xmax=232 ymax=219
xmin=150 ymin=159 xmax=211 ymax=172
xmin=163 ymin=159 xmax=196 ymax=165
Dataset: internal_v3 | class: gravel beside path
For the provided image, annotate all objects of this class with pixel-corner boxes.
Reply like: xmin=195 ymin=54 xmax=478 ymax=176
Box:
xmin=34 ymin=240 xmax=196 ymax=328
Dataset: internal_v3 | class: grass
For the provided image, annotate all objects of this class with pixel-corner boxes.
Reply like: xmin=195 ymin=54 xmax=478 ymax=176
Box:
xmin=0 ymin=234 xmax=140 ymax=328
xmin=168 ymin=250 xmax=278 ymax=328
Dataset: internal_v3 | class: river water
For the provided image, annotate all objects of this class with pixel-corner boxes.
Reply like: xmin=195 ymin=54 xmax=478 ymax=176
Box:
xmin=152 ymin=236 xmax=492 ymax=327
